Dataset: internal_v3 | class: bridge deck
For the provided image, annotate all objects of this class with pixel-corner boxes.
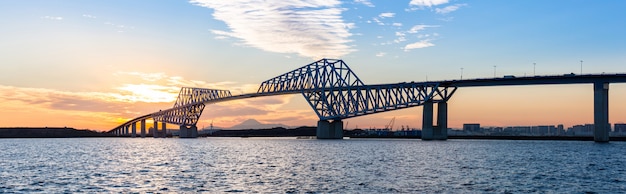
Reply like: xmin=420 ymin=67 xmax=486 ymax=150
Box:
xmin=439 ymin=73 xmax=626 ymax=87
xmin=109 ymin=73 xmax=626 ymax=133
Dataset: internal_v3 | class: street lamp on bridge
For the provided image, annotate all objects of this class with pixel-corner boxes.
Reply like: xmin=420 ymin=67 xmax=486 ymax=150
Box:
xmin=580 ymin=60 xmax=583 ymax=74
xmin=460 ymin=68 xmax=464 ymax=79
xmin=493 ymin=65 xmax=497 ymax=78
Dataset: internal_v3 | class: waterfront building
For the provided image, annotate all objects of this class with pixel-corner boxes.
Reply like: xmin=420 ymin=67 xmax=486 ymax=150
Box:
xmin=615 ymin=123 xmax=626 ymax=136
xmin=567 ymin=124 xmax=594 ymax=136
xmin=463 ymin=124 xmax=480 ymax=133
xmin=503 ymin=126 xmax=532 ymax=136
xmin=557 ymin=124 xmax=565 ymax=136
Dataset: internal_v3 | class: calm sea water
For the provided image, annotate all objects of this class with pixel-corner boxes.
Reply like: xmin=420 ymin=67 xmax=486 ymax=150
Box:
xmin=1 ymin=138 xmax=625 ymax=193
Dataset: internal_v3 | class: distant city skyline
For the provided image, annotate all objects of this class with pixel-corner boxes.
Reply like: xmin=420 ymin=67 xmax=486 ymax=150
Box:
xmin=451 ymin=122 xmax=626 ymax=137
xmin=1 ymin=0 xmax=625 ymax=131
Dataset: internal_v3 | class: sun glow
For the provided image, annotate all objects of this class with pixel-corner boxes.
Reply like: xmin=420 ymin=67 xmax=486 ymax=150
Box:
xmin=115 ymin=84 xmax=179 ymax=103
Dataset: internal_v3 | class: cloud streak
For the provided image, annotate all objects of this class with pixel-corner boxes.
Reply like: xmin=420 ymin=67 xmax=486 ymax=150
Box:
xmin=379 ymin=12 xmax=395 ymax=18
xmin=191 ymin=0 xmax=354 ymax=59
xmin=436 ymin=4 xmax=467 ymax=14
xmin=409 ymin=0 xmax=449 ymax=7
xmin=41 ymin=16 xmax=63 ymax=20
xmin=0 ymin=71 xmax=308 ymax=130
xmin=404 ymin=40 xmax=435 ymax=51
xmin=354 ymin=0 xmax=374 ymax=7
xmin=408 ymin=25 xmax=439 ymax=33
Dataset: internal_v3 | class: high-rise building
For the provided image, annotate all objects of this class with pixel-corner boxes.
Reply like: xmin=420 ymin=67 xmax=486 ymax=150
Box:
xmin=463 ymin=123 xmax=480 ymax=133
xmin=557 ymin=124 xmax=564 ymax=136
xmin=615 ymin=123 xmax=626 ymax=134
xmin=568 ymin=124 xmax=594 ymax=136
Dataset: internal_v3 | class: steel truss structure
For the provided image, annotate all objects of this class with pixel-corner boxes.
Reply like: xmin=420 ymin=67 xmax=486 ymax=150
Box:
xmin=110 ymin=59 xmax=457 ymax=132
xmin=257 ymin=59 xmax=457 ymax=120
xmin=304 ymin=83 xmax=456 ymax=120
xmin=258 ymin=59 xmax=364 ymax=93
xmin=153 ymin=87 xmax=231 ymax=127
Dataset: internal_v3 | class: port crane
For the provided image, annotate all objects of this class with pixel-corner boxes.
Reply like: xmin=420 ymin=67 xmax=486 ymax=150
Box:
xmin=384 ymin=117 xmax=395 ymax=131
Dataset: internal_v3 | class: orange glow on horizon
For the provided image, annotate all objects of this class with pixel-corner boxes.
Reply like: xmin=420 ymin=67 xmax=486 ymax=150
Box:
xmin=1 ymin=81 xmax=625 ymax=132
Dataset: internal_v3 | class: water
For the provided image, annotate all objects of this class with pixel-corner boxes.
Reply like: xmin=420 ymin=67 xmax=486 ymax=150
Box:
xmin=1 ymin=138 xmax=625 ymax=193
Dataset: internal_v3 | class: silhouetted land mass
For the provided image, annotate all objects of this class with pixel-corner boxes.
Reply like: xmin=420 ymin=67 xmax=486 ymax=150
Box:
xmin=0 ymin=127 xmax=111 ymax=138
xmin=208 ymin=128 xmax=626 ymax=141
xmin=207 ymin=127 xmax=316 ymax=137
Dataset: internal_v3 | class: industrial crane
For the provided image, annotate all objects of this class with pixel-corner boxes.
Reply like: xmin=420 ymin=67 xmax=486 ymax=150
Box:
xmin=384 ymin=117 xmax=395 ymax=131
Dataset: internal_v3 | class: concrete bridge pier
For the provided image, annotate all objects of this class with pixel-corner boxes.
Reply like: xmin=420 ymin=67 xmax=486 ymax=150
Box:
xmin=594 ymin=82 xmax=610 ymax=142
xmin=179 ymin=125 xmax=199 ymax=138
xmin=140 ymin=119 xmax=146 ymax=138
xmin=422 ymin=101 xmax=448 ymax=140
xmin=316 ymin=120 xmax=343 ymax=139
xmin=131 ymin=122 xmax=137 ymax=138
xmin=153 ymin=120 xmax=158 ymax=138
xmin=124 ymin=125 xmax=129 ymax=136
xmin=161 ymin=122 xmax=167 ymax=138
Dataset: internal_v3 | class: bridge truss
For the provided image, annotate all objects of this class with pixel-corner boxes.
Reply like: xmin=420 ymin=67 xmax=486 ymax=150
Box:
xmin=153 ymin=87 xmax=231 ymax=127
xmin=258 ymin=59 xmax=456 ymax=120
xmin=303 ymin=83 xmax=456 ymax=120
xmin=111 ymin=59 xmax=456 ymax=132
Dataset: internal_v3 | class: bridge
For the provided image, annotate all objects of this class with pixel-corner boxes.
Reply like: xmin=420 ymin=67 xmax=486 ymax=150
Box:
xmin=108 ymin=59 xmax=626 ymax=142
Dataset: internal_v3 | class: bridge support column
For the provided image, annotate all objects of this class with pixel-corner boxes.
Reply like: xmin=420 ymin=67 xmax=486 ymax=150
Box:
xmin=422 ymin=101 xmax=448 ymax=140
xmin=131 ymin=122 xmax=136 ymax=138
xmin=316 ymin=120 xmax=343 ymax=139
xmin=124 ymin=125 xmax=129 ymax=136
xmin=179 ymin=125 xmax=198 ymax=138
xmin=162 ymin=122 xmax=167 ymax=138
xmin=153 ymin=120 xmax=158 ymax=138
xmin=594 ymin=82 xmax=610 ymax=142
xmin=437 ymin=101 xmax=448 ymax=140
xmin=140 ymin=119 xmax=146 ymax=138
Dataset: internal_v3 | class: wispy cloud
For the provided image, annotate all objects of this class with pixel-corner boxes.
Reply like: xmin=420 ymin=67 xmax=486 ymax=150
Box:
xmin=392 ymin=23 xmax=403 ymax=27
xmin=41 ymin=16 xmax=63 ymax=20
xmin=389 ymin=24 xmax=438 ymax=46
xmin=104 ymin=21 xmax=134 ymax=33
xmin=408 ymin=24 xmax=439 ymax=33
xmin=0 ymin=71 xmax=291 ymax=130
xmin=191 ymin=0 xmax=354 ymax=59
xmin=436 ymin=4 xmax=466 ymax=14
xmin=404 ymin=40 xmax=435 ymax=51
xmin=114 ymin=72 xmax=167 ymax=82
xmin=379 ymin=12 xmax=396 ymax=18
xmin=354 ymin=0 xmax=374 ymax=7
xmin=375 ymin=52 xmax=386 ymax=57
xmin=372 ymin=18 xmax=384 ymax=25
xmin=82 ymin=14 xmax=97 ymax=19
xmin=409 ymin=0 xmax=449 ymax=7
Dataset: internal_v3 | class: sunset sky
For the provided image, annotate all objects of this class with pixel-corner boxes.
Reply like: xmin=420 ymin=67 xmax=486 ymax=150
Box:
xmin=1 ymin=0 xmax=625 ymax=131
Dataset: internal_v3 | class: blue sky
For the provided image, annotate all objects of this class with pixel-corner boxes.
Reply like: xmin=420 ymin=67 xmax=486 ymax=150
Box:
xmin=0 ymin=0 xmax=625 ymax=130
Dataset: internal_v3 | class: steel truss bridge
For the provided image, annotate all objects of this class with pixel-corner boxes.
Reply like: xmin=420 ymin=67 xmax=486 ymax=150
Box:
xmin=109 ymin=59 xmax=626 ymax=142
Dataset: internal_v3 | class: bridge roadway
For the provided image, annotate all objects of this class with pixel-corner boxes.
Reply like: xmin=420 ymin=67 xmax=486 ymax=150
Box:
xmin=108 ymin=59 xmax=626 ymax=142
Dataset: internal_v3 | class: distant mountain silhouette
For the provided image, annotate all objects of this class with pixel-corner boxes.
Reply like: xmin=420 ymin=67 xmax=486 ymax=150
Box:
xmin=228 ymin=119 xmax=290 ymax=130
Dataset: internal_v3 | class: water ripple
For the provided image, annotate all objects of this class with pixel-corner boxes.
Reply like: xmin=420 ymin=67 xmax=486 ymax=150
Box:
xmin=0 ymin=138 xmax=625 ymax=193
